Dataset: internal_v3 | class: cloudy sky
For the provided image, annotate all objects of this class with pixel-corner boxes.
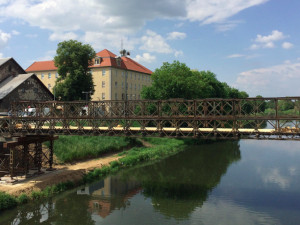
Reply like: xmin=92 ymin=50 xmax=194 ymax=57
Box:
xmin=0 ymin=0 xmax=299 ymax=97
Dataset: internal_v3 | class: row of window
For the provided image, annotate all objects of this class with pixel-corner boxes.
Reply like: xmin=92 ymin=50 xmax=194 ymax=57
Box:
xmin=119 ymin=71 xmax=151 ymax=82
xmin=41 ymin=72 xmax=59 ymax=79
xmin=100 ymin=93 xmax=141 ymax=100
xmin=98 ymin=70 xmax=151 ymax=82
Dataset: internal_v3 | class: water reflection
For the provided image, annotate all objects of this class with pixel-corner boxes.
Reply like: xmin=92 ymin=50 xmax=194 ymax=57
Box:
xmin=0 ymin=141 xmax=242 ymax=224
xmin=78 ymin=177 xmax=141 ymax=218
xmin=118 ymin=141 xmax=241 ymax=219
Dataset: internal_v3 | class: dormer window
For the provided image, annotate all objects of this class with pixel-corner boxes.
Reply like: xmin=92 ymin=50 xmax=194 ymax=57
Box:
xmin=116 ymin=57 xmax=121 ymax=67
xmin=95 ymin=57 xmax=101 ymax=65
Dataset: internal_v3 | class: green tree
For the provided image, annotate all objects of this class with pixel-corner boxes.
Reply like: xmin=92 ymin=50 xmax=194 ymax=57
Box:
xmin=54 ymin=40 xmax=96 ymax=101
xmin=141 ymin=60 xmax=247 ymax=100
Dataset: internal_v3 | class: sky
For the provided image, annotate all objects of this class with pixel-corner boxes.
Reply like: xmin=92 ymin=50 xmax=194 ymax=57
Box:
xmin=0 ymin=0 xmax=299 ymax=97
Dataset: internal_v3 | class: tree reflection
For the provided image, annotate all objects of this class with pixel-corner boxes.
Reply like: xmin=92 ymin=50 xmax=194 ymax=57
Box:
xmin=120 ymin=141 xmax=241 ymax=219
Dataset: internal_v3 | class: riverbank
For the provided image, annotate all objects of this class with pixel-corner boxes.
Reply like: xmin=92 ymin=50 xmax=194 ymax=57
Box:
xmin=0 ymin=136 xmax=191 ymax=212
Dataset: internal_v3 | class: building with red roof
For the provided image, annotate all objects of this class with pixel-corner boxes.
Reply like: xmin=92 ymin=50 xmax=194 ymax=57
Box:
xmin=26 ymin=49 xmax=152 ymax=100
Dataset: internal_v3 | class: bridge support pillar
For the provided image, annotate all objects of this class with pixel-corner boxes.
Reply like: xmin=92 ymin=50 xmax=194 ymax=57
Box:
xmin=9 ymin=147 xmax=15 ymax=178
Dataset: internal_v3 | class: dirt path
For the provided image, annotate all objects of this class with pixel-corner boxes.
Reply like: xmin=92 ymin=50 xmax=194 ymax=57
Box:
xmin=0 ymin=153 xmax=122 ymax=196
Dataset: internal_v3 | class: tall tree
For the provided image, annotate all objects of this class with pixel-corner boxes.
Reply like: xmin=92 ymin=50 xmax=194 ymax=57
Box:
xmin=141 ymin=60 xmax=248 ymax=100
xmin=54 ymin=40 xmax=96 ymax=101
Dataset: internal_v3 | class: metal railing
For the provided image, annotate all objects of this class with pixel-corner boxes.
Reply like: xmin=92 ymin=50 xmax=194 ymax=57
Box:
xmin=1 ymin=97 xmax=299 ymax=140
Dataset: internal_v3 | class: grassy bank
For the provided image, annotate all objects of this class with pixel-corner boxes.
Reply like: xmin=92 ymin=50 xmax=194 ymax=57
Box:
xmin=0 ymin=136 xmax=198 ymax=212
xmin=52 ymin=136 xmax=138 ymax=163
xmin=83 ymin=137 xmax=187 ymax=183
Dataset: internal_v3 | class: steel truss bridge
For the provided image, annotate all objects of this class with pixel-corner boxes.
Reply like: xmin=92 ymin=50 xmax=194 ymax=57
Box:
xmin=0 ymin=97 xmax=299 ymax=178
xmin=1 ymin=97 xmax=299 ymax=140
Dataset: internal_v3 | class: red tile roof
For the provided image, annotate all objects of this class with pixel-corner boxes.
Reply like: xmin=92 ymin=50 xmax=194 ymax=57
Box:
xmin=26 ymin=49 xmax=152 ymax=75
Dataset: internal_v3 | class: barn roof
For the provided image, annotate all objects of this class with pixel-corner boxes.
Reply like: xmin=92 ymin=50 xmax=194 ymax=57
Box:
xmin=0 ymin=73 xmax=53 ymax=100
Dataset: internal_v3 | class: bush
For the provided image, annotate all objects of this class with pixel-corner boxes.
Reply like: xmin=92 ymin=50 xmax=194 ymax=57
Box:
xmin=0 ymin=192 xmax=17 ymax=211
xmin=17 ymin=194 xmax=28 ymax=204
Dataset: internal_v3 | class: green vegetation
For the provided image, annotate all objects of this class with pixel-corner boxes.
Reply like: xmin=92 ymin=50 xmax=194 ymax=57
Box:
xmin=52 ymin=136 xmax=136 ymax=163
xmin=54 ymin=40 xmax=96 ymax=101
xmin=0 ymin=182 xmax=76 ymax=212
xmin=84 ymin=137 xmax=188 ymax=183
xmin=264 ymin=99 xmax=300 ymax=115
xmin=0 ymin=192 xmax=17 ymax=211
xmin=141 ymin=61 xmax=248 ymax=100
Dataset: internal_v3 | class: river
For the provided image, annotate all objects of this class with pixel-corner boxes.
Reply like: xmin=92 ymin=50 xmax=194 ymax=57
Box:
xmin=1 ymin=140 xmax=300 ymax=225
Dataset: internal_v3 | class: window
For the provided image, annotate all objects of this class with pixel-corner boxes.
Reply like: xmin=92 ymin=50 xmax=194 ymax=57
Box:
xmin=102 ymin=81 xmax=105 ymax=88
xmin=48 ymin=84 xmax=51 ymax=89
xmin=126 ymin=82 xmax=128 ymax=90
xmin=122 ymin=71 xmax=124 ymax=77
xmin=102 ymin=70 xmax=106 ymax=76
xmin=115 ymin=81 xmax=118 ymax=87
xmin=55 ymin=72 xmax=59 ymax=78
xmin=122 ymin=93 xmax=125 ymax=100
xmin=130 ymin=73 xmax=132 ymax=79
xmin=135 ymin=84 xmax=136 ymax=90
xmin=21 ymin=88 xmax=25 ymax=93
xmin=102 ymin=93 xmax=105 ymax=100
xmin=138 ymin=74 xmax=140 ymax=80
xmin=138 ymin=84 xmax=140 ymax=90
xmin=122 ymin=82 xmax=124 ymax=89
xmin=48 ymin=73 xmax=51 ymax=79
xmin=115 ymin=93 xmax=118 ymax=100
xmin=130 ymin=83 xmax=132 ymax=89
xmin=135 ymin=74 xmax=136 ymax=80
xmin=116 ymin=57 xmax=121 ymax=66
xmin=95 ymin=57 xmax=100 ymax=64
xmin=41 ymin=73 xmax=44 ymax=79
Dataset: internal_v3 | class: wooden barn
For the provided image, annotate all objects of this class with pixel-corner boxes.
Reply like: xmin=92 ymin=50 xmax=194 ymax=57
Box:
xmin=0 ymin=58 xmax=53 ymax=112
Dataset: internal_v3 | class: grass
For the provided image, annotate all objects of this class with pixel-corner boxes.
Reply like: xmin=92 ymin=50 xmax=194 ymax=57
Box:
xmin=0 ymin=181 xmax=76 ymax=212
xmin=51 ymin=136 xmax=138 ymax=163
xmin=83 ymin=137 xmax=188 ymax=183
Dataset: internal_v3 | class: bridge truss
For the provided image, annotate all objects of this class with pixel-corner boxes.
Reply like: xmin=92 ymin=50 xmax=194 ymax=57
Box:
xmin=1 ymin=97 xmax=299 ymax=140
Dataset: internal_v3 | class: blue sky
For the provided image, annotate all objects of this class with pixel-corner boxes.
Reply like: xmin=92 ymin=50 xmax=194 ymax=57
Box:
xmin=0 ymin=0 xmax=299 ymax=97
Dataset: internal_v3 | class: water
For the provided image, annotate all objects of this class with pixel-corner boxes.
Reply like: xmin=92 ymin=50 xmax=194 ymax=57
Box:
xmin=1 ymin=140 xmax=300 ymax=225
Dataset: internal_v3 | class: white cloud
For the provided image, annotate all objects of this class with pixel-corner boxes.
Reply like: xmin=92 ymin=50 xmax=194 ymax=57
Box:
xmin=192 ymin=197 xmax=279 ymax=225
xmin=282 ymin=42 xmax=293 ymax=49
xmin=259 ymin=168 xmax=290 ymax=189
xmin=174 ymin=50 xmax=183 ymax=57
xmin=140 ymin=30 xmax=173 ymax=54
xmin=186 ymin=0 xmax=269 ymax=24
xmin=235 ymin=60 xmax=300 ymax=97
xmin=227 ymin=54 xmax=245 ymax=58
xmin=255 ymin=30 xmax=286 ymax=43
xmin=0 ymin=0 xmax=269 ymax=47
xmin=49 ymin=32 xmax=78 ymax=41
xmin=25 ymin=34 xmax=38 ymax=38
xmin=11 ymin=30 xmax=20 ymax=35
xmin=0 ymin=29 xmax=11 ymax=48
xmin=215 ymin=20 xmax=243 ymax=32
xmin=134 ymin=53 xmax=156 ymax=64
xmin=167 ymin=31 xmax=186 ymax=40
xmin=139 ymin=30 xmax=184 ymax=57
xmin=37 ymin=50 xmax=56 ymax=61
xmin=251 ymin=30 xmax=288 ymax=49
